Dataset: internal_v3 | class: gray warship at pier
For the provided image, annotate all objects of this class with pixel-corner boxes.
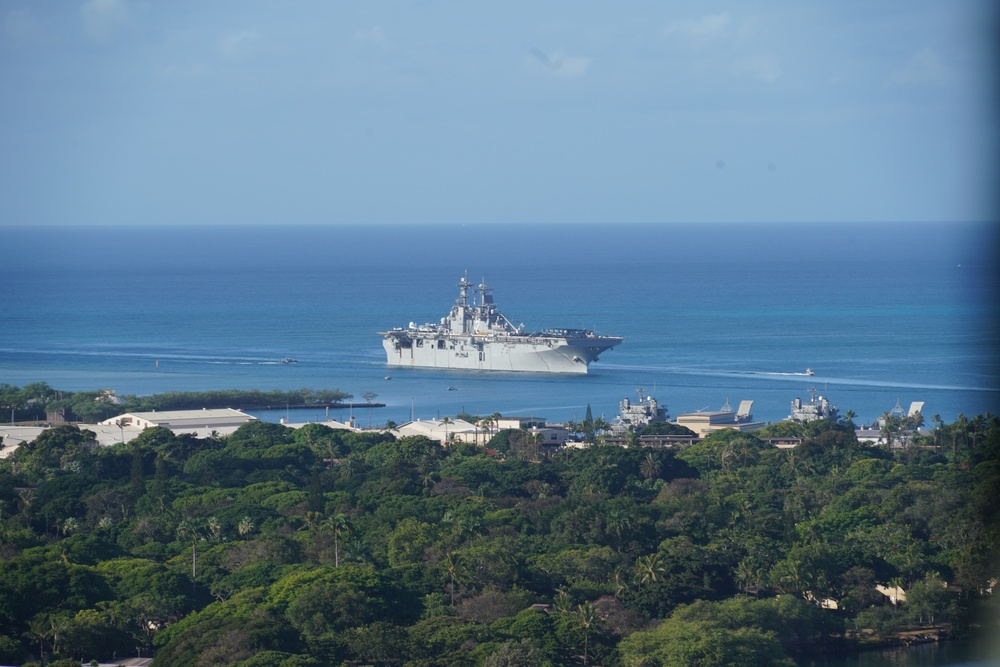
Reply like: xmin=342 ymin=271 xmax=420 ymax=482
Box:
xmin=611 ymin=388 xmax=669 ymax=433
xmin=379 ymin=274 xmax=622 ymax=374
xmin=788 ymin=387 xmax=839 ymax=422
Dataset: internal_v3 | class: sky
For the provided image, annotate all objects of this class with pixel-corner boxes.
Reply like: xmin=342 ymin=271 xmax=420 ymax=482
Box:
xmin=0 ymin=1 xmax=997 ymax=226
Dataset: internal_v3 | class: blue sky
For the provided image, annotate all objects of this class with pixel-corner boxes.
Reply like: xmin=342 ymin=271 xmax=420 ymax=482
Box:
xmin=1 ymin=1 xmax=996 ymax=225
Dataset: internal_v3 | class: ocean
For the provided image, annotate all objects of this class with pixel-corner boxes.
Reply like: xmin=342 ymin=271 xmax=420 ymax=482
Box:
xmin=1 ymin=222 xmax=997 ymax=428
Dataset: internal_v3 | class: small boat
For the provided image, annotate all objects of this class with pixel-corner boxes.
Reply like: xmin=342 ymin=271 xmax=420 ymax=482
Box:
xmin=280 ymin=358 xmax=298 ymax=364
xmin=805 ymin=368 xmax=814 ymax=376
xmin=447 ymin=386 xmax=458 ymax=391
xmin=384 ymin=376 xmax=392 ymax=380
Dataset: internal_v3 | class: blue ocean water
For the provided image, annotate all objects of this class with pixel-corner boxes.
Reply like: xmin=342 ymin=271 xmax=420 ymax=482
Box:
xmin=1 ymin=222 xmax=997 ymax=427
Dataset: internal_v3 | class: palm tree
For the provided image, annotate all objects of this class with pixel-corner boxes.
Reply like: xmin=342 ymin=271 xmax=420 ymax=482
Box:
xmin=207 ymin=517 xmax=222 ymax=543
xmin=341 ymin=537 xmax=368 ymax=564
xmin=971 ymin=414 xmax=985 ymax=450
xmin=441 ymin=416 xmax=453 ymax=445
xmin=529 ymin=429 xmax=543 ymax=460
xmin=340 ymin=458 xmax=362 ymax=479
xmin=956 ymin=413 xmax=969 ymax=452
xmin=613 ymin=569 xmax=630 ymax=599
xmin=17 ymin=488 xmax=34 ymax=526
xmin=25 ymin=614 xmax=55 ymax=663
xmin=443 ymin=552 xmax=461 ymax=605
xmin=363 ymin=391 xmax=377 ymax=427
xmin=238 ymin=516 xmax=255 ymax=538
xmin=553 ymin=587 xmax=574 ymax=614
xmin=176 ymin=518 xmax=207 ymax=589
xmin=640 ymin=452 xmax=661 ymax=481
xmin=61 ymin=517 xmax=80 ymax=537
xmin=576 ymin=601 xmax=598 ymax=666
xmin=325 ymin=513 xmax=350 ymax=567
xmin=736 ymin=557 xmax=757 ymax=596
xmin=489 ymin=412 xmax=502 ymax=440
xmin=774 ymin=557 xmax=808 ymax=595
xmin=606 ymin=509 xmax=633 ymax=547
xmin=635 ymin=553 xmax=664 ymax=591
xmin=879 ymin=412 xmax=899 ymax=447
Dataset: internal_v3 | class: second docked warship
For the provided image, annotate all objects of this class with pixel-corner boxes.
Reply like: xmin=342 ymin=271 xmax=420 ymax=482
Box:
xmin=379 ymin=274 xmax=622 ymax=374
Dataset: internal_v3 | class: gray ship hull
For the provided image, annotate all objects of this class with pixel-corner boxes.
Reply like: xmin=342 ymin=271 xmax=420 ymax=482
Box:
xmin=381 ymin=334 xmax=615 ymax=374
xmin=378 ymin=274 xmax=622 ymax=374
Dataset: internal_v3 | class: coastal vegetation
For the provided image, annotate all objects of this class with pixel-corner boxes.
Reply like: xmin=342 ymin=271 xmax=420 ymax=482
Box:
xmin=0 ymin=383 xmax=354 ymax=424
xmin=0 ymin=396 xmax=997 ymax=665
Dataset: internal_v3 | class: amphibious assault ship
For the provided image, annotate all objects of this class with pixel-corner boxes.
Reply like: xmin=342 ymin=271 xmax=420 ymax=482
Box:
xmin=379 ymin=275 xmax=622 ymax=374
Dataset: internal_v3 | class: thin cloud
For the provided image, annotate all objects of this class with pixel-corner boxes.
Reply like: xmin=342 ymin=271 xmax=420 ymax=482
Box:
xmin=2 ymin=8 xmax=41 ymax=48
xmin=527 ymin=48 xmax=591 ymax=78
xmin=663 ymin=12 xmax=781 ymax=83
xmin=80 ymin=0 xmax=130 ymax=43
xmin=353 ymin=25 xmax=387 ymax=46
xmin=733 ymin=55 xmax=782 ymax=83
xmin=219 ymin=29 xmax=258 ymax=60
xmin=891 ymin=48 xmax=949 ymax=85
xmin=663 ymin=12 xmax=732 ymax=46
xmin=161 ymin=63 xmax=210 ymax=80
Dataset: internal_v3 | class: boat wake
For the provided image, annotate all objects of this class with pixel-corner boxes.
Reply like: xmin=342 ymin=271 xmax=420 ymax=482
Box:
xmin=600 ymin=363 xmax=997 ymax=393
xmin=744 ymin=370 xmax=815 ymax=377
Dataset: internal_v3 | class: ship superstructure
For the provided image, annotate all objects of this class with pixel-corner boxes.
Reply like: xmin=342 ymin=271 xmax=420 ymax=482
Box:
xmin=379 ymin=274 xmax=622 ymax=374
xmin=788 ymin=387 xmax=839 ymax=422
xmin=611 ymin=387 xmax=668 ymax=433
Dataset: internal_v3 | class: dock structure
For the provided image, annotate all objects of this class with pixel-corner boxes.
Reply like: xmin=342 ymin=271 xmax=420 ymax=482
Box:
xmin=673 ymin=400 xmax=766 ymax=438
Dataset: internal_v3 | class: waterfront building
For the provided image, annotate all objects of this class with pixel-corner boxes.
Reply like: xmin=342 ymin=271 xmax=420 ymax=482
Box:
xmin=99 ymin=408 xmax=258 ymax=432
xmin=673 ymin=400 xmax=766 ymax=438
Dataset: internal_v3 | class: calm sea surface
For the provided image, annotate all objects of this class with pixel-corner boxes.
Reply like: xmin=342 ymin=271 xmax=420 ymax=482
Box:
xmin=2 ymin=222 xmax=997 ymax=427
xmin=796 ymin=637 xmax=1000 ymax=667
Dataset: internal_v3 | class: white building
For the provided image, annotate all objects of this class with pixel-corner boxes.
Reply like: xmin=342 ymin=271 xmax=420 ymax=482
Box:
xmin=392 ymin=418 xmax=481 ymax=445
xmin=99 ymin=408 xmax=258 ymax=433
xmin=0 ymin=426 xmax=50 ymax=458
xmin=673 ymin=400 xmax=766 ymax=439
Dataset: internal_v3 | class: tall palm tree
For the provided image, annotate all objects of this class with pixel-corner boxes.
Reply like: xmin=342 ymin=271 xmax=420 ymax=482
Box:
xmin=443 ymin=552 xmax=461 ymax=605
xmin=576 ymin=601 xmax=598 ymax=667
xmin=325 ymin=513 xmax=350 ymax=567
xmin=640 ymin=452 xmax=661 ymax=481
xmin=971 ymin=414 xmax=985 ymax=450
xmin=25 ymin=614 xmax=55 ymax=664
xmin=176 ymin=518 xmax=207 ymax=589
xmin=879 ymin=412 xmax=899 ymax=447
xmin=489 ymin=412 xmax=502 ymax=440
xmin=956 ymin=413 xmax=970 ymax=459
xmin=363 ymin=391 xmax=377 ymax=427
xmin=442 ymin=416 xmax=453 ymax=445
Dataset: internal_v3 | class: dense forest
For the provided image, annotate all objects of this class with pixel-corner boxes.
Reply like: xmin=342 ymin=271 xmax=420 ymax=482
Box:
xmin=0 ymin=403 xmax=997 ymax=666
xmin=0 ymin=383 xmax=354 ymax=423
